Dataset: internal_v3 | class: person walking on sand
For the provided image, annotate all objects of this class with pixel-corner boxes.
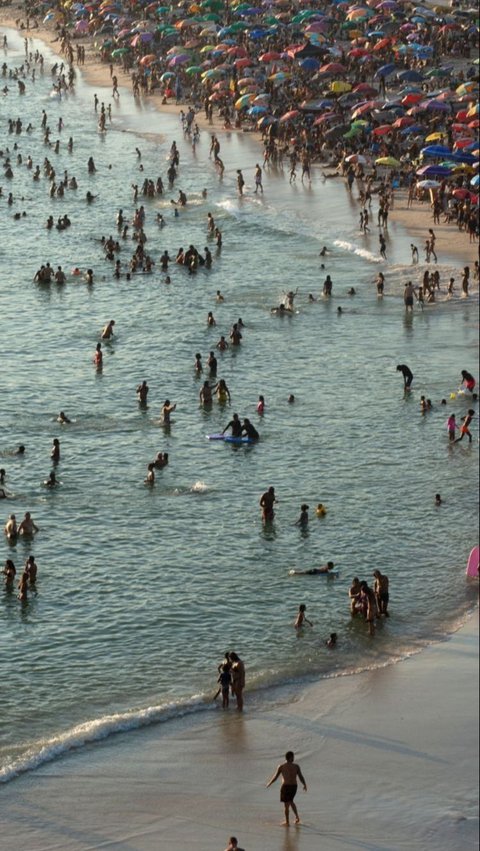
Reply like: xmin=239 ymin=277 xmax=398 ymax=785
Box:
xmin=266 ymin=751 xmax=307 ymax=826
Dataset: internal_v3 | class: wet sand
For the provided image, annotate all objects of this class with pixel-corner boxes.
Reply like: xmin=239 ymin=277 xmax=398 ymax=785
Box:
xmin=1 ymin=613 xmax=477 ymax=850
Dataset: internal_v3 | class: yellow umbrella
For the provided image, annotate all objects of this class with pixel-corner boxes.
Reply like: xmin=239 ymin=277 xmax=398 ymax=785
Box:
xmin=425 ymin=132 xmax=445 ymax=142
xmin=375 ymin=156 xmax=401 ymax=167
xmin=331 ymin=80 xmax=352 ymax=93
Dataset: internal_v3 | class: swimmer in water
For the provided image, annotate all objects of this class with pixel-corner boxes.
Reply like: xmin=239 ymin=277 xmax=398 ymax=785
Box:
xmin=294 ymin=604 xmax=313 ymax=629
xmin=4 ymin=514 xmax=17 ymax=540
xmin=161 ymin=399 xmax=176 ymax=426
xmin=57 ymin=411 xmax=71 ymax=424
xmin=94 ymin=343 xmax=103 ymax=368
xmin=292 ymin=562 xmax=335 ymax=575
xmin=257 ymin=395 xmax=265 ymax=414
xmin=288 ymin=394 xmax=295 ymax=404
xmin=136 ymin=380 xmax=149 ymax=405
xmin=144 ymin=463 xmax=155 ymax=485
xmin=326 ymin=633 xmax=337 ymax=648
xmin=101 ymin=319 xmax=115 ymax=340
xmin=44 ymin=471 xmax=58 ymax=487
xmin=51 ymin=438 xmax=60 ymax=464
xmin=435 ymin=493 xmax=442 ymax=506
xmin=295 ymin=504 xmax=309 ymax=527
xmin=18 ymin=511 xmax=39 ymax=536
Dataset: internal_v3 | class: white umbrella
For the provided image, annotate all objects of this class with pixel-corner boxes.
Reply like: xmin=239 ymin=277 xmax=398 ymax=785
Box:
xmin=416 ymin=179 xmax=440 ymax=189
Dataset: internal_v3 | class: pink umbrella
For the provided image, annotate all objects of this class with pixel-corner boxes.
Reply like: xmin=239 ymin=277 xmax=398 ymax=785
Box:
xmin=75 ymin=20 xmax=89 ymax=32
xmin=168 ymin=54 xmax=190 ymax=66
xmin=279 ymin=109 xmax=301 ymax=122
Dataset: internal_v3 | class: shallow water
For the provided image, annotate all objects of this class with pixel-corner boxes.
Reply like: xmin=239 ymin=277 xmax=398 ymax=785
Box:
xmin=0 ymin=28 xmax=478 ymax=781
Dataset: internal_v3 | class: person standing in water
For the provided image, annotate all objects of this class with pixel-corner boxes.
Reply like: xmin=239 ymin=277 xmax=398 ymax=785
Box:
xmin=266 ymin=751 xmax=307 ymax=826
xmin=260 ymin=486 xmax=276 ymax=523
xmin=455 ymin=410 xmax=475 ymax=444
xmin=396 ymin=363 xmax=413 ymax=391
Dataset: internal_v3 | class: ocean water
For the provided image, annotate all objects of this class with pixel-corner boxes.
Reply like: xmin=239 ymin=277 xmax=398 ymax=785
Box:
xmin=0 ymin=28 xmax=478 ymax=783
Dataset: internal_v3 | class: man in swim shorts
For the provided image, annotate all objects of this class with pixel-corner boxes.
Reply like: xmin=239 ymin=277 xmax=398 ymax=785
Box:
xmin=266 ymin=751 xmax=307 ymax=825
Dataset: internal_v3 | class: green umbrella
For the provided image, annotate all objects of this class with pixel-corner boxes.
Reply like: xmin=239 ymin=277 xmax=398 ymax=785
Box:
xmin=186 ymin=65 xmax=203 ymax=74
xmin=111 ymin=47 xmax=130 ymax=57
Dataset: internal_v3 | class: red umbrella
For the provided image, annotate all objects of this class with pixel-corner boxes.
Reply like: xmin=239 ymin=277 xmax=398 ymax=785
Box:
xmin=392 ymin=115 xmax=415 ymax=129
xmin=319 ymin=62 xmax=347 ymax=75
xmin=234 ymin=57 xmax=252 ymax=68
xmin=455 ymin=110 xmax=469 ymax=122
xmin=227 ymin=46 xmax=248 ymax=57
xmin=468 ymin=119 xmax=480 ymax=129
xmin=348 ymin=48 xmax=372 ymax=58
xmin=353 ymin=83 xmax=378 ymax=95
xmin=454 ymin=137 xmax=475 ymax=148
xmin=373 ymin=38 xmax=392 ymax=51
xmin=373 ymin=124 xmax=393 ymax=135
xmin=279 ymin=109 xmax=301 ymax=123
xmin=259 ymin=51 xmax=282 ymax=62
xmin=401 ymin=93 xmax=423 ymax=105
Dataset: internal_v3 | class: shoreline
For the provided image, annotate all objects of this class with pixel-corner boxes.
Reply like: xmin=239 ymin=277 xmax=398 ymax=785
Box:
xmin=2 ymin=14 xmax=478 ymax=266
xmin=1 ymin=610 xmax=478 ymax=850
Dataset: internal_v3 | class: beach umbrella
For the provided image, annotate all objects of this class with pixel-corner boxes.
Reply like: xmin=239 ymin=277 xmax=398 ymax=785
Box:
xmin=259 ymin=51 xmax=282 ymax=62
xmin=235 ymin=93 xmax=255 ymax=109
xmin=397 ymin=69 xmax=424 ymax=82
xmin=345 ymin=153 xmax=367 ymax=164
xmin=375 ymin=63 xmax=396 ymax=78
xmin=319 ymin=62 xmax=347 ymax=75
xmin=111 ymin=47 xmax=130 ymax=57
xmin=75 ymin=19 xmax=89 ymax=32
xmin=416 ymin=164 xmax=452 ymax=177
xmin=421 ymin=144 xmax=452 ymax=157
xmin=424 ymin=132 xmax=446 ymax=142
xmin=168 ymin=54 xmax=191 ymax=66
xmin=160 ymin=71 xmax=175 ymax=81
xmin=401 ymin=93 xmax=423 ymax=106
xmin=372 ymin=124 xmax=393 ymax=135
xmin=454 ymin=138 xmax=477 ymax=149
xmin=470 ymin=174 xmax=479 ymax=187
xmin=416 ymin=179 xmax=440 ymax=189
xmin=279 ymin=109 xmax=301 ymax=123
xmin=186 ymin=65 xmax=203 ymax=74
xmin=353 ymin=83 xmax=378 ymax=95
xmin=467 ymin=104 xmax=480 ymax=117
xmin=456 ymin=81 xmax=477 ymax=96
xmin=375 ymin=156 xmax=401 ymax=166
xmin=139 ymin=54 xmax=158 ymax=65
xmin=300 ymin=57 xmax=320 ymax=71
xmin=392 ymin=116 xmax=415 ymax=129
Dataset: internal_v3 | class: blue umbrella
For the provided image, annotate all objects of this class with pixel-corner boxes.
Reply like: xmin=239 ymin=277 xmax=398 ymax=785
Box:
xmin=375 ymin=63 xmax=397 ymax=78
xmin=248 ymin=105 xmax=268 ymax=116
xmin=300 ymin=57 xmax=320 ymax=71
xmin=449 ymin=153 xmax=478 ymax=165
xmin=421 ymin=144 xmax=452 ymax=157
xmin=400 ymin=124 xmax=425 ymax=135
xmin=397 ymin=69 xmax=424 ymax=82
xmin=416 ymin=164 xmax=452 ymax=178
xmin=470 ymin=174 xmax=479 ymax=187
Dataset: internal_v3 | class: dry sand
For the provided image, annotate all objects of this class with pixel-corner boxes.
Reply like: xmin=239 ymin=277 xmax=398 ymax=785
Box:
xmin=1 ymin=613 xmax=478 ymax=851
xmin=4 ymin=14 xmax=478 ymax=267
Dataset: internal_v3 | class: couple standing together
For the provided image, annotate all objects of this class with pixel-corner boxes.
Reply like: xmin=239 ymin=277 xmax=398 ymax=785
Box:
xmin=217 ymin=651 xmax=245 ymax=711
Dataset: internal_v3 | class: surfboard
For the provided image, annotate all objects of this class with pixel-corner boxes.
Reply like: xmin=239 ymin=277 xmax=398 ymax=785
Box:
xmin=224 ymin=435 xmax=255 ymax=444
xmin=289 ymin=569 xmax=339 ymax=577
xmin=206 ymin=433 xmax=225 ymax=440
xmin=466 ymin=546 xmax=479 ymax=577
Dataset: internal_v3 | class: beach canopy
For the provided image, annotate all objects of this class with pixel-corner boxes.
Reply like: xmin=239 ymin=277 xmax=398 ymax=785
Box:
xmin=375 ymin=156 xmax=401 ymax=167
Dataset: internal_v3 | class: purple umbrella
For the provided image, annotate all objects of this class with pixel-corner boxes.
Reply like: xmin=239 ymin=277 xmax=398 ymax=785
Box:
xmin=168 ymin=54 xmax=191 ymax=67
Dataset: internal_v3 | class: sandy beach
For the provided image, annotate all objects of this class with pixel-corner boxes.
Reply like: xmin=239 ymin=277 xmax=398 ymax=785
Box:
xmin=1 ymin=612 xmax=478 ymax=850
xmin=0 ymin=15 xmax=478 ymax=851
xmin=2 ymin=12 xmax=478 ymax=266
